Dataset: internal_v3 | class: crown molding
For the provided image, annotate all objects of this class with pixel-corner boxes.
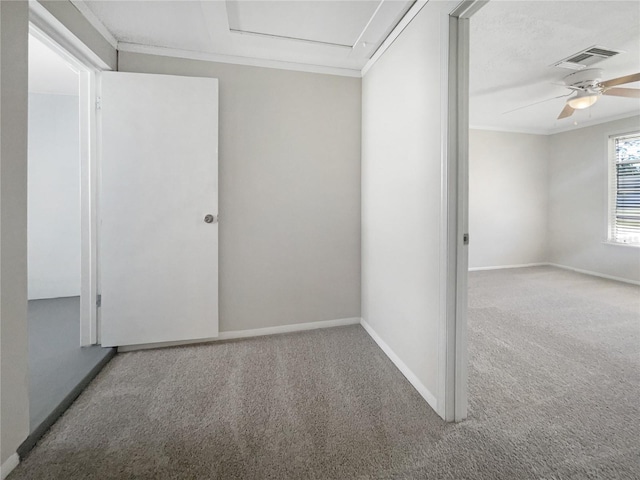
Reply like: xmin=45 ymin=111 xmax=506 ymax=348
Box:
xmin=471 ymin=112 xmax=640 ymax=136
xmin=469 ymin=124 xmax=550 ymax=135
xmin=547 ymin=111 xmax=640 ymax=135
xmin=69 ymin=0 xmax=118 ymax=49
xmin=361 ymin=0 xmax=427 ymax=77
xmin=67 ymin=0 xmax=365 ymax=77
xmin=117 ymin=42 xmax=363 ymax=78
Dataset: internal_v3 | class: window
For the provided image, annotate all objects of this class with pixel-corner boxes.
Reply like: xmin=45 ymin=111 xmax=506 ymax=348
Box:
xmin=609 ymin=132 xmax=640 ymax=245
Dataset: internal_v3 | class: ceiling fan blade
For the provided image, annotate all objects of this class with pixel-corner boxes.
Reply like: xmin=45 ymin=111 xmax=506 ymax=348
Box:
xmin=602 ymin=87 xmax=640 ymax=98
xmin=557 ymin=103 xmax=575 ymax=119
xmin=600 ymin=72 xmax=640 ymax=88
xmin=502 ymin=93 xmax=572 ymax=115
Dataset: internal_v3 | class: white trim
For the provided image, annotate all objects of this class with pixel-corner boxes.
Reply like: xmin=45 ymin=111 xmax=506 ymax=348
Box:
xmin=448 ymin=0 xmax=488 ymax=423
xmin=361 ymin=1 xmax=427 ymax=76
xmin=351 ymin=0 xmax=386 ymax=51
xmin=1 ymin=454 xmax=19 ymax=480
xmin=602 ymin=241 xmax=640 ymax=249
xmin=360 ymin=319 xmax=439 ymax=412
xmin=469 ymin=262 xmax=640 ymax=285
xmin=469 ymin=262 xmax=547 ymax=271
xmin=79 ymin=69 xmax=98 ymax=346
xmin=69 ymin=0 xmax=118 ymax=49
xmin=469 ymin=124 xmax=551 ymax=136
xmin=117 ymin=317 xmax=361 ymax=352
xmin=548 ymin=263 xmax=640 ymax=286
xmin=228 ymin=29 xmax=352 ymax=50
xmin=453 ymin=13 xmax=470 ymax=423
xmin=471 ymin=112 xmax=640 ymax=137
xmin=450 ymin=0 xmax=489 ymax=19
xmin=29 ymin=19 xmax=101 ymax=347
xmin=28 ymin=1 xmax=111 ymax=71
xmin=606 ymin=128 xmax=640 ymax=247
xmin=94 ymin=72 xmax=103 ymax=345
xmin=550 ymin=111 xmax=640 ymax=135
xmin=438 ymin=7 xmax=452 ymax=422
xmin=606 ymin=130 xmax=617 ymax=245
xmin=117 ymin=42 xmax=362 ymax=78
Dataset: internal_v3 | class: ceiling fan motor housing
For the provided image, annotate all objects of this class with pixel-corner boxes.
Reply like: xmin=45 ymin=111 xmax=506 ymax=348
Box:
xmin=563 ymin=68 xmax=604 ymax=91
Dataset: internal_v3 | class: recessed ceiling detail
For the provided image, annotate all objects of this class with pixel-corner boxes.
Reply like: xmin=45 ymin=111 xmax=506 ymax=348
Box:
xmin=226 ymin=0 xmax=379 ymax=48
xmin=81 ymin=0 xmax=415 ymax=75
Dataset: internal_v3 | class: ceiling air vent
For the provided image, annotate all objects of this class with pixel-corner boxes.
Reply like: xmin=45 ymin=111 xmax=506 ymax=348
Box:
xmin=552 ymin=45 xmax=624 ymax=70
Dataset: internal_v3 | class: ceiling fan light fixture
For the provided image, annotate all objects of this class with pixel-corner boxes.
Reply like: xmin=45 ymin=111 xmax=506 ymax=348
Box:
xmin=567 ymin=91 xmax=598 ymax=109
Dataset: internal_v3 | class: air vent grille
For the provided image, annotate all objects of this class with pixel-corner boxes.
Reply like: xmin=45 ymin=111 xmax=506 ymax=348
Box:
xmin=552 ymin=45 xmax=624 ymax=70
xmin=566 ymin=53 xmax=592 ymax=64
xmin=586 ymin=47 xmax=619 ymax=57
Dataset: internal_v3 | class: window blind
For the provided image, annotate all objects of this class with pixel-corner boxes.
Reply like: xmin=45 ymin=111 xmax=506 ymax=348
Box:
xmin=611 ymin=133 xmax=640 ymax=244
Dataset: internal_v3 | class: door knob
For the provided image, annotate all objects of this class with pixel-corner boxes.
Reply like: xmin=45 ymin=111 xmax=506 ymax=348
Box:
xmin=204 ymin=214 xmax=217 ymax=224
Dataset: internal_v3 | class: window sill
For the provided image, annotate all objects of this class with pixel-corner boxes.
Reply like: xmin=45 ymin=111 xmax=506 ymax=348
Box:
xmin=603 ymin=241 xmax=640 ymax=249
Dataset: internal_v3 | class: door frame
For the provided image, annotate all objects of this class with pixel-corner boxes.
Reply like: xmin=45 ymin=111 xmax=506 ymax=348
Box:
xmin=29 ymin=1 xmax=111 ymax=346
xmin=442 ymin=0 xmax=487 ymax=422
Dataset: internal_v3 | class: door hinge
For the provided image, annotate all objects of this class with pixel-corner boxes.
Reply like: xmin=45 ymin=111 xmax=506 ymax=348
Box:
xmin=463 ymin=233 xmax=470 ymax=245
xmin=96 ymin=97 xmax=102 ymax=111
xmin=96 ymin=294 xmax=102 ymax=307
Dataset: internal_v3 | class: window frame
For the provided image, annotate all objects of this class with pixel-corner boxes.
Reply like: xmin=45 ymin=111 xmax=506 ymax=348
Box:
xmin=607 ymin=130 xmax=640 ymax=247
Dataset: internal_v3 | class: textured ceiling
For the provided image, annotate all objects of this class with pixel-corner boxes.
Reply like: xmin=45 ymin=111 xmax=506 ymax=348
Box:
xmin=470 ymin=1 xmax=640 ymax=134
xmin=83 ymin=0 xmax=414 ymax=73
xmin=74 ymin=1 xmax=639 ymax=133
xmin=226 ymin=1 xmax=380 ymax=46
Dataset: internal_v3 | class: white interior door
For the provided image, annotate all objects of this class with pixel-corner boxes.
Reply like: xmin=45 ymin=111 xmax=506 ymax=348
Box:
xmin=100 ymin=71 xmax=218 ymax=347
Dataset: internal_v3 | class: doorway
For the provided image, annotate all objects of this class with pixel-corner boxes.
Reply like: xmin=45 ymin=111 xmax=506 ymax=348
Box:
xmin=25 ymin=28 xmax=114 ymax=446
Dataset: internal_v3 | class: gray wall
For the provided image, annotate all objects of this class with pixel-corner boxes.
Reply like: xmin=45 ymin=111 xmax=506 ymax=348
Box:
xmin=469 ymin=118 xmax=640 ymax=283
xmin=361 ymin=1 xmax=455 ymax=412
xmin=469 ymin=129 xmax=549 ymax=269
xmin=118 ymin=52 xmax=362 ymax=332
xmin=548 ymin=115 xmax=640 ymax=282
xmin=1 ymin=0 xmax=115 ymax=465
xmin=28 ymin=93 xmax=81 ymax=300
xmin=1 ymin=0 xmax=30 ymax=466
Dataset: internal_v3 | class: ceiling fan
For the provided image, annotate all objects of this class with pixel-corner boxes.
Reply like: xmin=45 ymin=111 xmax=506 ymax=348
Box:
xmin=556 ymin=68 xmax=640 ymax=119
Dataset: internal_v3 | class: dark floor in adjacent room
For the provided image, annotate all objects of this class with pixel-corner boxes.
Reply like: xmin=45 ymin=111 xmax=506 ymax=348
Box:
xmin=28 ymin=296 xmax=114 ymax=434
xmin=11 ymin=267 xmax=640 ymax=479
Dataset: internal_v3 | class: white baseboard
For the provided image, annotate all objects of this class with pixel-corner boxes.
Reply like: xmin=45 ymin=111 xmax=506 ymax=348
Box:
xmin=118 ymin=317 xmax=361 ymax=352
xmin=468 ymin=262 xmax=639 ymax=286
xmin=360 ymin=318 xmax=439 ymax=414
xmin=468 ymin=262 xmax=547 ymax=272
xmin=548 ymin=263 xmax=640 ymax=286
xmin=1 ymin=453 xmax=19 ymax=480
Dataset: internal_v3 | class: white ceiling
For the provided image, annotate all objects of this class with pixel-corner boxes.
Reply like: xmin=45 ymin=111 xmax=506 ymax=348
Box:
xmin=29 ymin=34 xmax=79 ymax=96
xmin=226 ymin=1 xmax=379 ymax=46
xmin=82 ymin=0 xmax=415 ymax=74
xmin=74 ymin=1 xmax=640 ymax=134
xmin=470 ymin=1 xmax=640 ymax=134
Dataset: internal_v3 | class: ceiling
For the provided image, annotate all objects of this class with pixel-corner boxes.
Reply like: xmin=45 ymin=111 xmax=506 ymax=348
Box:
xmin=29 ymin=34 xmax=79 ymax=96
xmin=71 ymin=1 xmax=639 ymax=134
xmin=470 ymin=1 xmax=640 ymax=134
xmin=81 ymin=0 xmax=415 ymax=74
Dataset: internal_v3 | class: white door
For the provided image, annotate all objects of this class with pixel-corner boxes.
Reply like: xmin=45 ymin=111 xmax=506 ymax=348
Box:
xmin=100 ymin=71 xmax=219 ymax=347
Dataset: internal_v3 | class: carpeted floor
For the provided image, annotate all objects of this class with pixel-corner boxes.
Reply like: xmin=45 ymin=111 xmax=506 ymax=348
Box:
xmin=9 ymin=266 xmax=640 ymax=479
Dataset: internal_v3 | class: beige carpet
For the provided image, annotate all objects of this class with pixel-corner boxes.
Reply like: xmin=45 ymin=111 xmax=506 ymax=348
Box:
xmin=10 ymin=266 xmax=640 ymax=479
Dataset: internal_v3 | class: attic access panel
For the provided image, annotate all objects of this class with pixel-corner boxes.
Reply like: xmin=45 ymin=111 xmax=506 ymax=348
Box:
xmin=225 ymin=0 xmax=415 ymax=59
xmin=226 ymin=0 xmax=380 ymax=47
